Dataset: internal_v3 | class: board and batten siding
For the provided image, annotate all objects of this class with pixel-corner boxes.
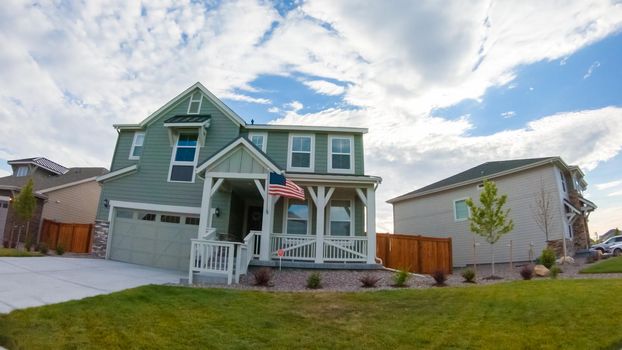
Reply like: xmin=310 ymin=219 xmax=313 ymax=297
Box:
xmin=42 ymin=181 xmax=102 ymax=224
xmin=97 ymin=89 xmax=240 ymax=226
xmin=393 ymin=164 xmax=565 ymax=267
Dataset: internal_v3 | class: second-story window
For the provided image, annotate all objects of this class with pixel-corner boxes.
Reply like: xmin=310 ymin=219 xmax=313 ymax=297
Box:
xmin=187 ymin=91 xmax=203 ymax=114
xmin=248 ymin=132 xmax=267 ymax=152
xmin=328 ymin=135 xmax=354 ymax=173
xmin=129 ymin=132 xmax=145 ymax=160
xmin=288 ymin=134 xmax=314 ymax=172
xmin=16 ymin=166 xmax=28 ymax=177
xmin=454 ymin=198 xmax=469 ymax=221
xmin=169 ymin=133 xmax=199 ymax=182
xmin=560 ymin=171 xmax=567 ymax=192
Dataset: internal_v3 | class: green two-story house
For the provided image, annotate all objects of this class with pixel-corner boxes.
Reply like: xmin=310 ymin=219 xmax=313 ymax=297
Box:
xmin=95 ymin=82 xmax=381 ymax=283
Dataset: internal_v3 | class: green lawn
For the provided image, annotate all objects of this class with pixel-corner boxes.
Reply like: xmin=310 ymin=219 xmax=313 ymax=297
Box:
xmin=1 ymin=280 xmax=621 ymax=350
xmin=0 ymin=248 xmax=42 ymax=257
xmin=580 ymin=256 xmax=622 ymax=274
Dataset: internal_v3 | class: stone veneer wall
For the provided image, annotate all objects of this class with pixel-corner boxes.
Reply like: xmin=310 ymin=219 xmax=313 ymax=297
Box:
xmin=91 ymin=220 xmax=109 ymax=258
xmin=547 ymin=238 xmax=575 ymax=257
xmin=568 ymin=190 xmax=590 ymax=251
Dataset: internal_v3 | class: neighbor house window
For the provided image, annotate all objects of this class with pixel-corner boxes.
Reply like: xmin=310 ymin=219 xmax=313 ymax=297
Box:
xmin=328 ymin=136 xmax=354 ymax=173
xmin=187 ymin=91 xmax=203 ymax=114
xmin=16 ymin=166 xmax=28 ymax=177
xmin=285 ymin=199 xmax=309 ymax=235
xmin=453 ymin=199 xmax=469 ymax=221
xmin=169 ymin=133 xmax=199 ymax=182
xmin=288 ymin=134 xmax=314 ymax=171
xmin=329 ymin=199 xmax=353 ymax=236
xmin=248 ymin=132 xmax=267 ymax=152
xmin=129 ymin=132 xmax=145 ymax=160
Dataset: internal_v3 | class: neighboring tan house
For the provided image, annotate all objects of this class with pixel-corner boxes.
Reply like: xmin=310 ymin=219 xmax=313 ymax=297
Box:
xmin=387 ymin=157 xmax=596 ymax=267
xmin=0 ymin=157 xmax=108 ymax=245
xmin=95 ymin=82 xmax=381 ymax=283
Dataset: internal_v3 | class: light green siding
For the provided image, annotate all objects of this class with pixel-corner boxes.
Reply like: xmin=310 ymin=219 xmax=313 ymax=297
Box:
xmin=354 ymin=134 xmax=365 ymax=175
xmin=264 ymin=131 xmax=288 ymax=169
xmin=110 ymin=131 xmax=139 ymax=171
xmin=314 ymin=134 xmax=328 ymax=173
xmin=97 ymin=88 xmax=240 ymax=221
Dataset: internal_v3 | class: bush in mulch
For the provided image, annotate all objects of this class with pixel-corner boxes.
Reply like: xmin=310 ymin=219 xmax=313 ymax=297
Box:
xmin=461 ymin=268 xmax=476 ymax=283
xmin=306 ymin=272 xmax=322 ymax=289
xmin=520 ymin=264 xmax=534 ymax=280
xmin=392 ymin=269 xmax=410 ymax=287
xmin=359 ymin=274 xmax=382 ymax=288
xmin=252 ymin=267 xmax=273 ymax=287
xmin=431 ymin=270 xmax=448 ymax=287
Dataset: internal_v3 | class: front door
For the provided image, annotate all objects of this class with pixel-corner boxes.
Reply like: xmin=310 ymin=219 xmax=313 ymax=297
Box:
xmin=246 ymin=206 xmax=263 ymax=232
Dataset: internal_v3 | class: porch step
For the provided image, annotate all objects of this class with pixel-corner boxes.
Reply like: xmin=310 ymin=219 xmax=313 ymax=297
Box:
xmin=250 ymin=260 xmax=383 ymax=270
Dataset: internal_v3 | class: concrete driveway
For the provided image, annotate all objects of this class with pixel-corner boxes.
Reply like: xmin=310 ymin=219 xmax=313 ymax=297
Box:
xmin=0 ymin=257 xmax=184 ymax=313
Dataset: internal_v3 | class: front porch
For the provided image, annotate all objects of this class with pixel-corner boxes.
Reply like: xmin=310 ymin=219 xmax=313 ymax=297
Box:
xmin=187 ymin=138 xmax=381 ymax=284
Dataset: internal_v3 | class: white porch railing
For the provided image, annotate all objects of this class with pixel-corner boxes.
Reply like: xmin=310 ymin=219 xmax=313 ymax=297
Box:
xmin=250 ymin=230 xmax=262 ymax=258
xmin=323 ymin=236 xmax=368 ymax=262
xmin=189 ymin=239 xmax=236 ymax=284
xmin=270 ymin=234 xmax=317 ymax=261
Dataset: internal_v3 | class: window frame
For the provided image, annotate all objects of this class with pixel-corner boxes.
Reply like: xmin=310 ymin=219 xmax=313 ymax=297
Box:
xmin=129 ymin=131 xmax=145 ymax=160
xmin=187 ymin=91 xmax=203 ymax=114
xmin=453 ymin=198 xmax=470 ymax=222
xmin=327 ymin=198 xmax=355 ymax=236
xmin=248 ymin=132 xmax=268 ymax=152
xmin=327 ymin=135 xmax=354 ymax=174
xmin=283 ymin=197 xmax=312 ymax=235
xmin=287 ymin=134 xmax=315 ymax=172
xmin=15 ymin=166 xmax=28 ymax=177
xmin=167 ymin=132 xmax=200 ymax=183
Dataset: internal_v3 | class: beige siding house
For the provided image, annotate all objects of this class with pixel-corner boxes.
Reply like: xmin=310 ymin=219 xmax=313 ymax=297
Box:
xmin=388 ymin=157 xmax=596 ymax=267
xmin=41 ymin=179 xmax=103 ymax=224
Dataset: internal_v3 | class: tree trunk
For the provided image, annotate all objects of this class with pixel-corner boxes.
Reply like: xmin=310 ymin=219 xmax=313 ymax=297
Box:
xmin=491 ymin=244 xmax=495 ymax=277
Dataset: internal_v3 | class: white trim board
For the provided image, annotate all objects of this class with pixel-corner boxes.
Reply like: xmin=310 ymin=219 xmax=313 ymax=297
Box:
xmin=108 ymin=200 xmax=201 ymax=215
xmin=39 ymin=177 xmax=98 ymax=194
xmin=196 ymin=137 xmax=282 ymax=174
xmin=246 ymin=124 xmax=368 ymax=134
xmin=96 ymin=165 xmax=138 ymax=182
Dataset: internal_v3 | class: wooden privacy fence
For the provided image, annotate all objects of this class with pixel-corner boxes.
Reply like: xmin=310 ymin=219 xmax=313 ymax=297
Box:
xmin=40 ymin=219 xmax=93 ymax=253
xmin=377 ymin=233 xmax=452 ymax=274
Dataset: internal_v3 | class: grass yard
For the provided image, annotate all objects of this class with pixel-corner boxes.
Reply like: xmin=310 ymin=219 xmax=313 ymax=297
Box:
xmin=1 ymin=280 xmax=622 ymax=350
xmin=580 ymin=256 xmax=622 ymax=274
xmin=0 ymin=248 xmax=42 ymax=257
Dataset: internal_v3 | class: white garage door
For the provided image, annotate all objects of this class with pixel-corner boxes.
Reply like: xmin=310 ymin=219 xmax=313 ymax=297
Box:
xmin=109 ymin=208 xmax=200 ymax=271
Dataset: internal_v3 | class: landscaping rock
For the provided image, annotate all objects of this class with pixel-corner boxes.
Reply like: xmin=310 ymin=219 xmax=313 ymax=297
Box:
xmin=556 ymin=256 xmax=575 ymax=265
xmin=534 ymin=264 xmax=550 ymax=277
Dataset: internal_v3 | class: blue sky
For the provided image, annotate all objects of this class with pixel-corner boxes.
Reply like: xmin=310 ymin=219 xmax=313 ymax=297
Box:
xmin=0 ymin=0 xmax=621 ymax=234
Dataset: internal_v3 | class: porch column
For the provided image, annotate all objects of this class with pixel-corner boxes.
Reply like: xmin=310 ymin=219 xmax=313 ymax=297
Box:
xmin=198 ymin=176 xmax=213 ymax=239
xmin=314 ymin=186 xmax=326 ymax=263
xmin=366 ymin=186 xmax=376 ymax=264
xmin=259 ymin=176 xmax=272 ymax=261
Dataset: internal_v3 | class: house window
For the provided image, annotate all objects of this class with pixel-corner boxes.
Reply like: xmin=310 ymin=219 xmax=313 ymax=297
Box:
xmin=187 ymin=91 xmax=203 ymax=114
xmin=329 ymin=199 xmax=353 ymax=236
xmin=454 ymin=199 xmax=469 ymax=221
xmin=288 ymin=134 xmax=314 ymax=171
xmin=169 ymin=133 xmax=199 ymax=182
xmin=560 ymin=171 xmax=567 ymax=192
xmin=286 ymin=199 xmax=309 ymax=235
xmin=328 ymin=136 xmax=354 ymax=173
xmin=185 ymin=217 xmax=200 ymax=225
xmin=248 ymin=132 xmax=267 ymax=152
xmin=16 ymin=166 xmax=28 ymax=177
xmin=161 ymin=215 xmax=181 ymax=224
xmin=129 ymin=132 xmax=145 ymax=160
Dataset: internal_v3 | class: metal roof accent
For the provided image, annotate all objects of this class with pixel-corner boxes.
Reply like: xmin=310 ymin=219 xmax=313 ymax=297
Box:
xmin=163 ymin=115 xmax=211 ymax=124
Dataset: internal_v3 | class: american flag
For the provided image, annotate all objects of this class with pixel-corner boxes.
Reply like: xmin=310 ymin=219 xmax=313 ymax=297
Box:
xmin=268 ymin=172 xmax=305 ymax=200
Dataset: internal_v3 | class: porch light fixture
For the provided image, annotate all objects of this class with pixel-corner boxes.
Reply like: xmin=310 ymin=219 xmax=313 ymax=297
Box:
xmin=103 ymin=198 xmax=109 ymax=209
xmin=214 ymin=208 xmax=220 ymax=217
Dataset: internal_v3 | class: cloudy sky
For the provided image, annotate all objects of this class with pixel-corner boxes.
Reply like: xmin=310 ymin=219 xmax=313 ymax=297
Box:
xmin=1 ymin=0 xmax=621 ymax=236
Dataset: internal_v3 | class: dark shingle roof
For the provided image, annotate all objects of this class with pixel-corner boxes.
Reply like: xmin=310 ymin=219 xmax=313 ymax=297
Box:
xmin=0 ymin=167 xmax=108 ymax=192
xmin=8 ymin=157 xmax=69 ymax=175
xmin=163 ymin=115 xmax=211 ymax=124
xmin=389 ymin=157 xmax=556 ymax=202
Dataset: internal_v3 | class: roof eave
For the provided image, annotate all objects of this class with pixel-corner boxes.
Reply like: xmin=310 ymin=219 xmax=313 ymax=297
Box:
xmin=245 ymin=124 xmax=368 ymax=134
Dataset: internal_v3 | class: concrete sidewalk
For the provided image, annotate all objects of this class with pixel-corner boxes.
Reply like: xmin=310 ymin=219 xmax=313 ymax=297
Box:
xmin=0 ymin=257 xmax=183 ymax=313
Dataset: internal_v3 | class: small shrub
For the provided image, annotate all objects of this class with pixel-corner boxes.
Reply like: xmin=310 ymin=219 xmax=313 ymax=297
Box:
xmin=520 ymin=264 xmax=534 ymax=280
xmin=306 ymin=272 xmax=322 ymax=289
xmin=550 ymin=265 xmax=562 ymax=279
xmin=431 ymin=270 xmax=448 ymax=286
xmin=540 ymin=248 xmax=556 ymax=269
xmin=392 ymin=268 xmax=409 ymax=287
xmin=252 ymin=267 xmax=273 ymax=286
xmin=3 ymin=240 xmax=9 ymax=248
xmin=24 ymin=239 xmax=34 ymax=252
xmin=37 ymin=242 xmax=49 ymax=254
xmin=461 ymin=268 xmax=476 ymax=283
xmin=55 ymin=244 xmax=65 ymax=256
xmin=359 ymin=274 xmax=381 ymax=288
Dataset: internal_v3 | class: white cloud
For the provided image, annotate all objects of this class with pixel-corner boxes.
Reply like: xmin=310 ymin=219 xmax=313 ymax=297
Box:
xmin=583 ymin=61 xmax=601 ymax=79
xmin=0 ymin=168 xmax=10 ymax=177
xmin=609 ymin=190 xmax=622 ymax=197
xmin=219 ymin=93 xmax=271 ymax=104
xmin=267 ymin=106 xmax=280 ymax=113
xmin=595 ymin=179 xmax=622 ymax=190
xmin=501 ymin=111 xmax=516 ymax=119
xmin=303 ymin=80 xmax=345 ymax=95
xmin=285 ymin=100 xmax=304 ymax=112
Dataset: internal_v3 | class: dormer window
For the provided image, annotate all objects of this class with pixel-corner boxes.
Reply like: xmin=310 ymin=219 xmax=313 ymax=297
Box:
xmin=328 ymin=135 xmax=354 ymax=174
xmin=187 ymin=91 xmax=203 ymax=114
xmin=129 ymin=132 xmax=145 ymax=160
xmin=16 ymin=166 xmax=28 ymax=177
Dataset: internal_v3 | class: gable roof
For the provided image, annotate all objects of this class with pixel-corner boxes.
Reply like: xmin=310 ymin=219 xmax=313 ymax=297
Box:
xmin=0 ymin=167 xmax=108 ymax=192
xmin=114 ymin=82 xmax=246 ymax=130
xmin=196 ymin=136 xmax=283 ymax=175
xmin=388 ymin=157 xmax=560 ymax=203
xmin=8 ymin=157 xmax=69 ymax=175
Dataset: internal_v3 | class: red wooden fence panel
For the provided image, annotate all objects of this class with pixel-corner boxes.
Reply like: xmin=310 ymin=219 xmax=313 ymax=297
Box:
xmin=376 ymin=233 xmax=452 ymax=274
xmin=40 ymin=219 xmax=93 ymax=253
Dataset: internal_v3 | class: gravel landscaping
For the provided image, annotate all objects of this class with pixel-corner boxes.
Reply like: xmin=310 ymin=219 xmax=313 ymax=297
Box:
xmin=191 ymin=255 xmax=622 ymax=291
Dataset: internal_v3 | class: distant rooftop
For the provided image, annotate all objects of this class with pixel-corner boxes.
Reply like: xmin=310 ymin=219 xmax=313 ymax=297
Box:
xmin=8 ymin=157 xmax=69 ymax=175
